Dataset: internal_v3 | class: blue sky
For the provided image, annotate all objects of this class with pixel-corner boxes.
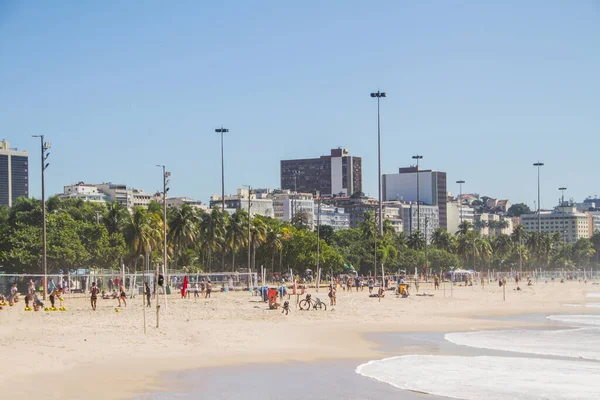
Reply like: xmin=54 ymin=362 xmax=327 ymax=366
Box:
xmin=1 ymin=1 xmax=599 ymax=209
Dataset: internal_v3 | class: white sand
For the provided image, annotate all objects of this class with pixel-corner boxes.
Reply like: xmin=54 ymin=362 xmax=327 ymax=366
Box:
xmin=0 ymin=281 xmax=595 ymax=399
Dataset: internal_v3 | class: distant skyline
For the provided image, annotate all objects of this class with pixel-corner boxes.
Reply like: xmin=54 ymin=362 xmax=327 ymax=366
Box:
xmin=2 ymin=1 xmax=599 ymax=210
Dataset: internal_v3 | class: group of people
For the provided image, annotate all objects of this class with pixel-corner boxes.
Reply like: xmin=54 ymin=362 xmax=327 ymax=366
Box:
xmin=180 ymin=279 xmax=213 ymax=299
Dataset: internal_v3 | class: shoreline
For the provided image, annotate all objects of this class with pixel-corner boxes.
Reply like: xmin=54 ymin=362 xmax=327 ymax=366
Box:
xmin=0 ymin=281 xmax=597 ymax=399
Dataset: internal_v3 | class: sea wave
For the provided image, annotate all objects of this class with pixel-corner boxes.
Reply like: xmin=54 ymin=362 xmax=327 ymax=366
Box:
xmin=356 ymin=355 xmax=600 ymax=400
xmin=586 ymin=293 xmax=600 ymax=298
xmin=547 ymin=315 xmax=600 ymax=326
xmin=445 ymin=327 xmax=600 ymax=360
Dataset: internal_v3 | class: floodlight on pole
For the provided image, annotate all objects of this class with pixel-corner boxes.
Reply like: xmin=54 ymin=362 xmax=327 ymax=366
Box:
xmin=370 ymin=90 xmax=386 ymax=236
xmin=412 ymin=155 xmax=423 ymax=232
xmin=31 ymin=135 xmax=50 ymax=300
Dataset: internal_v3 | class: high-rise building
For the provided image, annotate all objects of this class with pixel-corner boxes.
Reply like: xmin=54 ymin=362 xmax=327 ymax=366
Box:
xmin=383 ymin=166 xmax=448 ymax=230
xmin=280 ymin=148 xmax=362 ymax=197
xmin=0 ymin=141 xmax=28 ymax=207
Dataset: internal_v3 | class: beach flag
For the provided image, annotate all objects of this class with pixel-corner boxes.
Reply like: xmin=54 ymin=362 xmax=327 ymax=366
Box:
xmin=181 ymin=276 xmax=188 ymax=298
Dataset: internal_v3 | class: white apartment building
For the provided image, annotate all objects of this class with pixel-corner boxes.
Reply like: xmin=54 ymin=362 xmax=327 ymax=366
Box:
xmin=166 ymin=197 xmax=208 ymax=211
xmin=272 ymin=191 xmax=314 ymax=226
xmin=314 ymin=204 xmax=350 ymax=231
xmin=446 ymin=200 xmax=475 ymax=234
xmin=59 ymin=182 xmax=108 ymax=204
xmin=383 ymin=201 xmax=437 ymax=237
xmin=521 ymin=205 xmax=591 ymax=243
xmin=131 ymin=188 xmax=153 ymax=208
xmin=474 ymin=213 xmax=514 ymax=237
xmin=210 ymin=188 xmax=274 ymax=218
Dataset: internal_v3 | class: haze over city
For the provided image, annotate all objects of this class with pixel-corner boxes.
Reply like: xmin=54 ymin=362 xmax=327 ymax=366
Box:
xmin=2 ymin=1 xmax=599 ymax=207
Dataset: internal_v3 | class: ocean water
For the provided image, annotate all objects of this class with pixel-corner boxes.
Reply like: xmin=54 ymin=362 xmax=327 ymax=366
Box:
xmin=357 ymin=302 xmax=600 ymax=399
xmin=586 ymin=292 xmax=600 ymax=298
xmin=356 ymin=355 xmax=600 ymax=400
xmin=547 ymin=314 xmax=600 ymax=326
xmin=444 ymin=327 xmax=600 ymax=360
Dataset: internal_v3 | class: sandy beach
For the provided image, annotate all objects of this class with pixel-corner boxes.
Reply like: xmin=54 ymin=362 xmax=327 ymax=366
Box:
xmin=0 ymin=280 xmax=596 ymax=399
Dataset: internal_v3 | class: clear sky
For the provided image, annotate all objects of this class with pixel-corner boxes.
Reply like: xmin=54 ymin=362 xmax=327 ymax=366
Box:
xmin=1 ymin=1 xmax=599 ymax=209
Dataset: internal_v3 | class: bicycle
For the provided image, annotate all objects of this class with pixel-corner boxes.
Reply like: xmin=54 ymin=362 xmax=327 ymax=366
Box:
xmin=298 ymin=294 xmax=327 ymax=311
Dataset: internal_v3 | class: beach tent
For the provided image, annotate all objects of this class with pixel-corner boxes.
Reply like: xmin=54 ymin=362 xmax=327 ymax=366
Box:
xmin=449 ymin=269 xmax=475 ymax=282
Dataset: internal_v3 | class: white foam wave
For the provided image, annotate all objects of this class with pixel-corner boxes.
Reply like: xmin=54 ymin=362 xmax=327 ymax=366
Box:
xmin=445 ymin=328 xmax=600 ymax=360
xmin=586 ymin=303 xmax=600 ymax=308
xmin=547 ymin=315 xmax=600 ymax=326
xmin=586 ymin=293 xmax=600 ymax=298
xmin=356 ymin=355 xmax=600 ymax=400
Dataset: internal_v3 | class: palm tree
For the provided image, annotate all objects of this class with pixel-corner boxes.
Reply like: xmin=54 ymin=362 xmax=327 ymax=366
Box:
xmin=407 ymin=231 xmax=426 ymax=250
xmin=168 ymin=204 xmax=199 ymax=268
xmin=265 ymin=223 xmax=285 ymax=275
xmin=226 ymin=210 xmax=248 ymax=272
xmin=250 ymin=216 xmax=268 ymax=270
xmin=431 ymin=228 xmax=454 ymax=252
xmin=199 ymin=209 xmax=225 ymax=272
xmin=457 ymin=221 xmax=473 ymax=235
xmin=104 ymin=202 xmax=127 ymax=235
xmin=123 ymin=207 xmax=163 ymax=270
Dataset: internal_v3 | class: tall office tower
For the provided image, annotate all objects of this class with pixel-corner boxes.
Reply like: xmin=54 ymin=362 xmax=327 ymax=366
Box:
xmin=0 ymin=141 xmax=29 ymax=207
xmin=280 ymin=148 xmax=362 ymax=197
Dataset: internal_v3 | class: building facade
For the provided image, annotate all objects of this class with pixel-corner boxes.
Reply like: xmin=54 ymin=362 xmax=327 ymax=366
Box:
xmin=382 ymin=166 xmax=447 ymax=230
xmin=165 ymin=197 xmax=208 ymax=211
xmin=272 ymin=191 xmax=315 ymax=226
xmin=385 ymin=202 xmax=439 ymax=239
xmin=210 ymin=188 xmax=275 ymax=218
xmin=474 ymin=213 xmax=514 ymax=237
xmin=280 ymin=148 xmax=362 ymax=197
xmin=325 ymin=196 xmax=403 ymax=232
xmin=0 ymin=141 xmax=28 ymax=207
xmin=59 ymin=182 xmax=109 ymax=204
xmin=446 ymin=199 xmax=475 ymax=234
xmin=521 ymin=205 xmax=590 ymax=244
xmin=314 ymin=204 xmax=350 ymax=231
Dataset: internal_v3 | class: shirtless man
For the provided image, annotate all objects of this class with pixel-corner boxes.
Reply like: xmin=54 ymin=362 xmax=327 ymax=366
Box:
xmin=90 ymin=282 xmax=99 ymax=310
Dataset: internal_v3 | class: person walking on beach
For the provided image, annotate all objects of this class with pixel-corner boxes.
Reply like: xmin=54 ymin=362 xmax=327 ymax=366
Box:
xmin=90 ymin=282 xmax=99 ymax=310
xmin=355 ymin=276 xmax=360 ymax=292
xmin=328 ymin=284 xmax=336 ymax=306
xmin=368 ymin=277 xmax=374 ymax=294
xmin=118 ymin=284 xmax=127 ymax=307
xmin=434 ymin=276 xmax=440 ymax=290
xmin=205 ymin=280 xmax=212 ymax=298
xmin=193 ymin=282 xmax=199 ymax=298
xmin=144 ymin=282 xmax=151 ymax=307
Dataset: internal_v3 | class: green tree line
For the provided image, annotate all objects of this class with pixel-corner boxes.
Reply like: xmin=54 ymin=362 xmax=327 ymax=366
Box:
xmin=1 ymin=197 xmax=599 ymax=276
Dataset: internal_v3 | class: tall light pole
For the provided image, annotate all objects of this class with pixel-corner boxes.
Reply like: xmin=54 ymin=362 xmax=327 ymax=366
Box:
xmin=456 ymin=180 xmax=465 ymax=225
xmin=32 ymin=135 xmax=50 ymax=300
xmin=292 ymin=171 xmax=298 ymax=224
xmin=316 ymin=191 xmax=321 ymax=292
xmin=215 ymin=127 xmax=228 ymax=210
xmin=412 ymin=155 xmax=423 ymax=232
xmin=533 ymin=162 xmax=544 ymax=234
xmin=243 ymin=185 xmax=252 ymax=284
xmin=216 ymin=127 xmax=228 ymax=271
xmin=156 ymin=165 xmax=170 ymax=278
xmin=370 ymin=90 xmax=386 ymax=236
xmin=559 ymin=187 xmax=567 ymax=269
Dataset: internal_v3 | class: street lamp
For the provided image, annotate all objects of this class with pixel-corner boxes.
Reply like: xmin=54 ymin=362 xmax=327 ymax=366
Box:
xmin=31 ymin=135 xmax=50 ymax=300
xmin=412 ymin=155 xmax=423 ymax=232
xmin=559 ymin=187 xmax=567 ymax=269
xmin=156 ymin=165 xmax=170 ymax=278
xmin=533 ymin=162 xmax=544 ymax=234
xmin=215 ymin=127 xmax=228 ymax=211
xmin=456 ymin=180 xmax=465 ymax=225
xmin=216 ymin=127 xmax=229 ymax=272
xmin=242 ymin=185 xmax=252 ymax=284
xmin=370 ymin=90 xmax=386 ymax=236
